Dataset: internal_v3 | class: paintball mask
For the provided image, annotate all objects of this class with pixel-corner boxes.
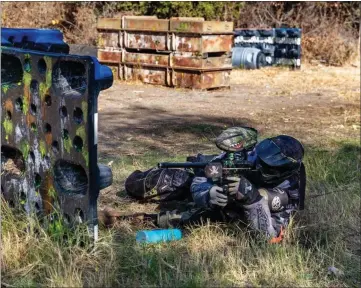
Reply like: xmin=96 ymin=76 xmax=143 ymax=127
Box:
xmin=255 ymin=135 xmax=304 ymax=184
xmin=215 ymin=126 xmax=258 ymax=152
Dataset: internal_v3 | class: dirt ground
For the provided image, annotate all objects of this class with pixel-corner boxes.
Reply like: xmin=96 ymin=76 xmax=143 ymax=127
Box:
xmin=96 ymin=64 xmax=360 ymax=212
xmin=98 ymin=64 xmax=360 ymax=159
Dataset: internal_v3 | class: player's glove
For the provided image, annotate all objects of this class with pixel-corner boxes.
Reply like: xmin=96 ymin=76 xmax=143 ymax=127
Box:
xmin=209 ymin=185 xmax=228 ymax=207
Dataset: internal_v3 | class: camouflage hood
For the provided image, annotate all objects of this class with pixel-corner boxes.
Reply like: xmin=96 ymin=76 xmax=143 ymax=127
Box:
xmin=215 ymin=127 xmax=258 ymax=152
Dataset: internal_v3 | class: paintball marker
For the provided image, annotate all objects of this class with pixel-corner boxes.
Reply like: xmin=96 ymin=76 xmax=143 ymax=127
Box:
xmin=158 ymin=151 xmax=255 ymax=198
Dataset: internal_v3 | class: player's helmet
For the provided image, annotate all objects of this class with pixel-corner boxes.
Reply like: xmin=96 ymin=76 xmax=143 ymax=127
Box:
xmin=255 ymin=135 xmax=304 ymax=184
xmin=215 ymin=126 xmax=258 ymax=152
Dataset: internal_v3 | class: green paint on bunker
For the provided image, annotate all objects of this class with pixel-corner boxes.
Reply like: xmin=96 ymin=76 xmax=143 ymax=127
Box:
xmin=20 ymin=141 xmax=30 ymax=160
xmin=39 ymin=58 xmax=52 ymax=100
xmin=76 ymin=126 xmax=86 ymax=141
xmin=39 ymin=82 xmax=48 ymax=100
xmin=44 ymin=56 xmax=52 ymax=85
xmin=48 ymin=186 xmax=57 ymax=198
xmin=23 ymin=96 xmax=29 ymax=115
xmin=81 ymin=101 xmax=88 ymax=123
xmin=63 ymin=137 xmax=72 ymax=154
xmin=76 ymin=126 xmax=89 ymax=166
xmin=3 ymin=119 xmax=13 ymax=136
xmin=39 ymin=140 xmax=47 ymax=158
xmin=2 ymin=84 xmax=10 ymax=94
xmin=23 ymin=71 xmax=32 ymax=87
xmin=82 ymin=150 xmax=89 ymax=167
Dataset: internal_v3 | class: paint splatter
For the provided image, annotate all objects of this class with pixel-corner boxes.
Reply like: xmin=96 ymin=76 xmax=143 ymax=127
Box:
xmin=63 ymin=137 xmax=72 ymax=154
xmin=2 ymin=84 xmax=10 ymax=94
xmin=48 ymin=186 xmax=57 ymax=198
xmin=76 ymin=126 xmax=88 ymax=166
xmin=23 ymin=71 xmax=32 ymax=87
xmin=3 ymin=119 xmax=13 ymax=136
xmin=81 ymin=101 xmax=88 ymax=123
xmin=39 ymin=140 xmax=47 ymax=158
xmin=20 ymin=141 xmax=30 ymax=160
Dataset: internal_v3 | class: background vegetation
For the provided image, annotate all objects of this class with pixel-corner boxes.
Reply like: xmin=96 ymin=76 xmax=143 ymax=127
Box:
xmin=1 ymin=1 xmax=360 ymax=65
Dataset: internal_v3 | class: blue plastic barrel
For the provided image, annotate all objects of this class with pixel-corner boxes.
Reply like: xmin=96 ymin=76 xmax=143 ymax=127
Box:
xmin=136 ymin=229 xmax=182 ymax=244
xmin=232 ymin=47 xmax=267 ymax=69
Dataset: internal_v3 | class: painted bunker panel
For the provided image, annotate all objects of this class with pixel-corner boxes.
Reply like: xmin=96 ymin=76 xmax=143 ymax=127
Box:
xmin=124 ymin=64 xmax=169 ymax=86
xmin=124 ymin=51 xmax=169 ymax=67
xmin=172 ymin=53 xmax=232 ymax=69
xmin=1 ymin=35 xmax=113 ymax=235
xmin=97 ymin=31 xmax=122 ymax=49
xmin=170 ymin=19 xmax=233 ymax=34
xmin=172 ymin=69 xmax=231 ymax=89
xmin=123 ymin=16 xmax=169 ymax=31
xmin=97 ymin=18 xmax=122 ymax=30
xmin=97 ymin=49 xmax=122 ymax=63
xmin=174 ymin=34 xmax=233 ymax=53
xmin=124 ymin=31 xmax=170 ymax=51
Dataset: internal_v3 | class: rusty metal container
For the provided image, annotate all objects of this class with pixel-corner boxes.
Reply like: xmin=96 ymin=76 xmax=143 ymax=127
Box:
xmin=124 ymin=31 xmax=171 ymax=51
xmin=170 ymin=19 xmax=233 ymax=34
xmin=173 ymin=34 xmax=233 ymax=54
xmin=97 ymin=18 xmax=122 ymax=30
xmin=171 ymin=69 xmax=231 ymax=89
xmin=97 ymin=49 xmax=122 ymax=63
xmin=124 ymin=51 xmax=170 ymax=67
xmin=171 ymin=52 xmax=232 ymax=69
xmin=97 ymin=18 xmax=123 ymax=49
xmin=124 ymin=64 xmax=170 ymax=86
xmin=123 ymin=16 xmax=169 ymax=31
xmin=97 ymin=31 xmax=122 ymax=48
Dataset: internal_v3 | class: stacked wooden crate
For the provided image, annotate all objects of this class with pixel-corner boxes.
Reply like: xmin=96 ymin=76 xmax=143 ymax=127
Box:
xmin=96 ymin=16 xmax=234 ymax=89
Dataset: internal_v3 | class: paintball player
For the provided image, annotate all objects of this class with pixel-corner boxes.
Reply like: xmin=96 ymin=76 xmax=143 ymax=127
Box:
xmin=124 ymin=127 xmax=306 ymax=243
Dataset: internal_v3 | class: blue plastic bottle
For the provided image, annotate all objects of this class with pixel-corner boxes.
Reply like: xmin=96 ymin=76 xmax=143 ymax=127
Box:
xmin=136 ymin=229 xmax=182 ymax=244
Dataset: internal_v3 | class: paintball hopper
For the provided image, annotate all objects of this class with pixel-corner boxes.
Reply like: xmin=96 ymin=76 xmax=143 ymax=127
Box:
xmin=215 ymin=127 xmax=258 ymax=152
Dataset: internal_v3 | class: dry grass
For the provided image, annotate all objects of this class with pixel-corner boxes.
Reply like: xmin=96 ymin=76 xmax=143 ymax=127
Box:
xmin=2 ymin=137 xmax=360 ymax=287
xmin=231 ymin=64 xmax=360 ymax=102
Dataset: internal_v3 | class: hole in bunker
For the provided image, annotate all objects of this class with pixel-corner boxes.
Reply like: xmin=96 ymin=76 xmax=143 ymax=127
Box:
xmin=1 ymin=54 xmax=23 ymax=85
xmin=52 ymin=141 xmax=59 ymax=153
xmin=52 ymin=60 xmax=86 ymax=97
xmin=30 ymin=123 xmax=37 ymax=132
xmin=1 ymin=145 xmax=26 ymax=176
xmin=62 ymin=129 xmax=69 ymax=140
xmin=30 ymin=80 xmax=38 ymax=95
xmin=53 ymin=160 xmax=88 ymax=195
xmin=60 ymin=106 xmax=68 ymax=118
xmin=30 ymin=103 xmax=37 ymax=115
xmin=15 ymin=98 xmax=23 ymax=112
xmin=29 ymin=151 xmax=35 ymax=162
xmin=44 ymin=123 xmax=52 ymax=134
xmin=45 ymin=95 xmax=52 ymax=106
xmin=38 ymin=58 xmax=47 ymax=74
xmin=6 ymin=110 xmax=12 ymax=120
xmin=44 ymin=155 xmax=51 ymax=166
xmin=24 ymin=57 xmax=31 ymax=73
xmin=73 ymin=136 xmax=83 ymax=152
xmin=34 ymin=173 xmax=42 ymax=189
xmin=73 ymin=107 xmax=83 ymax=124
xmin=74 ymin=208 xmax=85 ymax=223
xmin=20 ymin=191 xmax=27 ymax=204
